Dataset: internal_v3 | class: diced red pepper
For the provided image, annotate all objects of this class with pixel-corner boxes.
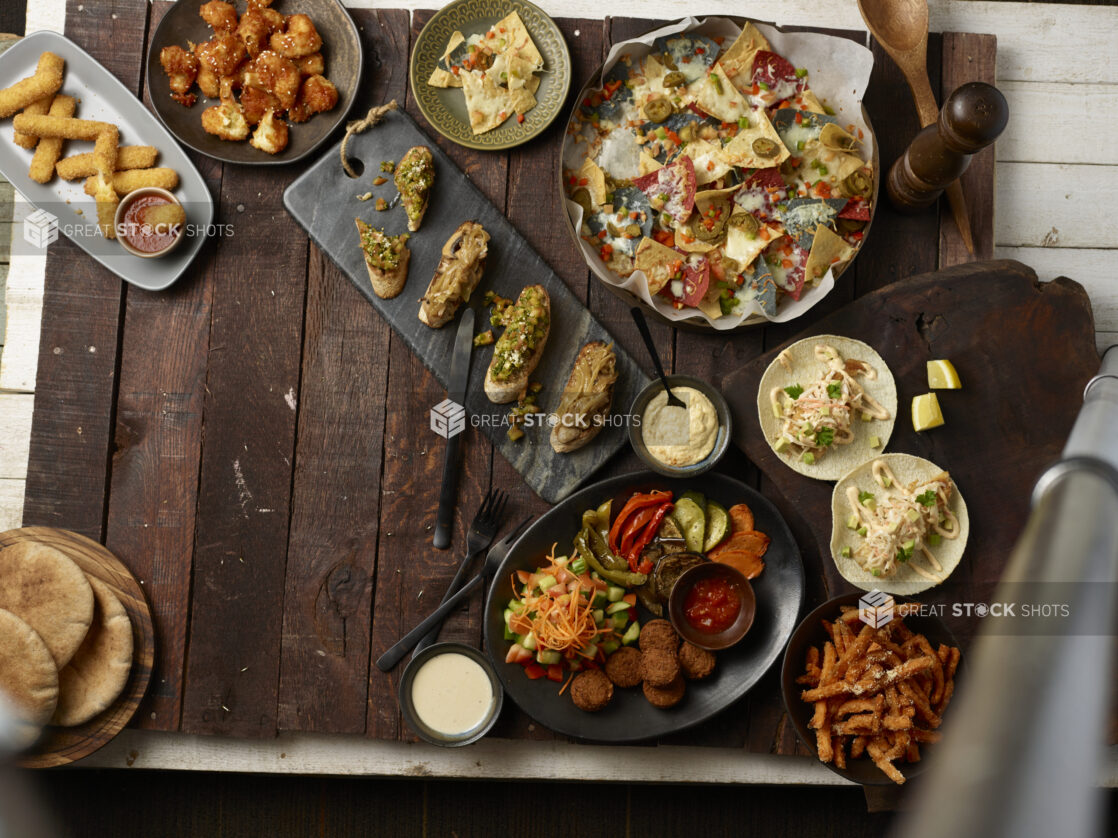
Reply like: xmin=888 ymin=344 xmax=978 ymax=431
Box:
xmin=523 ymin=662 xmax=546 ymax=680
xmin=546 ymin=664 xmax=564 ymax=683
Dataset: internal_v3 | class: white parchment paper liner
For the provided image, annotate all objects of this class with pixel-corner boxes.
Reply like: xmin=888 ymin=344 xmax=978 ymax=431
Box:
xmin=562 ymin=16 xmax=875 ymax=329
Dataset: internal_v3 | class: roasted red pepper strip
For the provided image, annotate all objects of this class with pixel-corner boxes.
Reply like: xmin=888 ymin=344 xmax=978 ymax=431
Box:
xmin=619 ymin=506 xmax=658 ymax=558
xmin=626 ymin=503 xmax=673 ymax=571
xmin=608 ymin=491 xmax=673 ymax=553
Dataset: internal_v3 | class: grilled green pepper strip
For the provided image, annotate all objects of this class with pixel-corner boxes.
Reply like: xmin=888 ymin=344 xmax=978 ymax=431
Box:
xmin=575 ymin=528 xmax=647 ymax=587
xmin=586 ymin=525 xmax=629 ymax=572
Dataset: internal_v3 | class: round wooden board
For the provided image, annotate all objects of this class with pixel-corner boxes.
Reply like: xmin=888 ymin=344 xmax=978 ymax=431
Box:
xmin=0 ymin=527 xmax=154 ymax=768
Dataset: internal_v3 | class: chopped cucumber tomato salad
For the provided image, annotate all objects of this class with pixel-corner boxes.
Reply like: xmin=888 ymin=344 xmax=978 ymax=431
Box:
xmin=503 ymin=548 xmax=640 ymax=684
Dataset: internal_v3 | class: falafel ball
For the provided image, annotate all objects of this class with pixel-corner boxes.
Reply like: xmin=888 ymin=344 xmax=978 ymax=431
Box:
xmin=604 ymin=646 xmax=643 ymax=688
xmin=643 ymin=674 xmax=686 ymax=709
xmin=678 ymin=641 xmax=717 ymax=680
xmin=639 ymin=647 xmax=681 ymax=687
xmin=570 ymin=669 xmax=614 ymax=712
xmin=639 ymin=619 xmax=679 ymax=653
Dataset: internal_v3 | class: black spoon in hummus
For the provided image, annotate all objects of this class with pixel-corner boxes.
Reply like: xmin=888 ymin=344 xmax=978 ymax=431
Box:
xmin=630 ymin=306 xmax=686 ymax=409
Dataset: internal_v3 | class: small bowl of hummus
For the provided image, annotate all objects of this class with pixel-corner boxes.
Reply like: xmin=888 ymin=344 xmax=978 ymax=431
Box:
xmin=629 ymin=375 xmax=732 ymax=477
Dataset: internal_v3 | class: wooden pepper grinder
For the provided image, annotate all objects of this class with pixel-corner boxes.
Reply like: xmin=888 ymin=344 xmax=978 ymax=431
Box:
xmin=888 ymin=81 xmax=1009 ymax=211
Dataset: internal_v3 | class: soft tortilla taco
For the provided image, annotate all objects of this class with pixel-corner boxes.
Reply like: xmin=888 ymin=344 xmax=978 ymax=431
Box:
xmin=757 ymin=335 xmax=897 ymax=480
xmin=830 ymin=453 xmax=970 ymax=595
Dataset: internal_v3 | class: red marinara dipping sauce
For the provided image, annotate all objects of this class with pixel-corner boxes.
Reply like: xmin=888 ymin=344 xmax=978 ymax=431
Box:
xmin=683 ymin=576 xmax=742 ymax=634
xmin=119 ymin=195 xmax=181 ymax=254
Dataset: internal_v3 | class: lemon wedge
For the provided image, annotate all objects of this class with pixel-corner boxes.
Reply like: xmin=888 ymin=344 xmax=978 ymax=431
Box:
xmin=927 ymin=359 xmax=961 ymax=389
xmin=912 ymin=393 xmax=945 ymax=431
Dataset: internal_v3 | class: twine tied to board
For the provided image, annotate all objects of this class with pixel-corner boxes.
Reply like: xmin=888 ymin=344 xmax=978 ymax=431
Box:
xmin=340 ymin=100 xmax=398 ymax=178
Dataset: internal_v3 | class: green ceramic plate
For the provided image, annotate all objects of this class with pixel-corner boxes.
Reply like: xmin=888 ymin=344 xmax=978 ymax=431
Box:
xmin=410 ymin=0 xmax=571 ymax=151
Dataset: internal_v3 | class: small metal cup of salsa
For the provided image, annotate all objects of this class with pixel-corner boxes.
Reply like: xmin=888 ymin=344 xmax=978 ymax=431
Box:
xmin=668 ymin=561 xmax=756 ymax=651
xmin=113 ymin=187 xmax=186 ymax=259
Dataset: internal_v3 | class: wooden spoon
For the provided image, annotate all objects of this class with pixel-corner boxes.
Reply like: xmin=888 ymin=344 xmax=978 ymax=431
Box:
xmin=858 ymin=0 xmax=976 ymax=254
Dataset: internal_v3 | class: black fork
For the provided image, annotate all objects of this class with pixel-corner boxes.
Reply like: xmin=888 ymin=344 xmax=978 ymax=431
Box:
xmin=414 ymin=487 xmax=509 ymax=654
xmin=377 ymin=511 xmax=534 ymax=672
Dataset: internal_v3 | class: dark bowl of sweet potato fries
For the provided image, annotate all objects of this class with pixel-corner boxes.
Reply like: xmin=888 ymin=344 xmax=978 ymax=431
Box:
xmin=781 ymin=592 xmax=962 ymax=785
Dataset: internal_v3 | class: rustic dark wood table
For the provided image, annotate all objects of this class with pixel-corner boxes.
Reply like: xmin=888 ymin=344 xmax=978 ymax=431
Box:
xmin=21 ymin=2 xmax=1002 ymax=756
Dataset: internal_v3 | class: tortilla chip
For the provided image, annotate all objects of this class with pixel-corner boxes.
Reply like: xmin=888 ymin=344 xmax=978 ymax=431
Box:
xmin=429 ymin=31 xmax=466 ymax=88
xmin=492 ymin=11 xmax=543 ymax=69
xmin=634 ymin=236 xmax=683 ymax=294
xmin=697 ymin=281 xmax=727 ymax=320
xmin=780 ymin=197 xmax=848 ymax=250
xmin=639 ymin=151 xmax=662 ymax=176
xmin=679 ymin=139 xmax=731 ymax=186
xmin=756 ymin=335 xmax=898 ymax=481
xmin=830 ymin=454 xmax=969 ymax=595
xmin=691 ymin=65 xmax=749 ymax=123
xmin=724 ymin=206 xmax=778 ymax=268
xmin=577 ymin=157 xmax=608 ymax=206
xmin=800 ymin=89 xmax=827 ymax=114
xmin=718 ymin=23 xmax=772 ymax=92
xmin=820 ymin=123 xmax=858 ymax=152
xmin=743 ymin=255 xmax=778 ymax=316
xmin=804 ymin=225 xmax=855 ymax=286
xmin=461 ymin=69 xmax=512 ymax=133
xmin=720 ymin=110 xmax=790 ymax=168
xmin=678 ymin=184 xmax=738 ymax=253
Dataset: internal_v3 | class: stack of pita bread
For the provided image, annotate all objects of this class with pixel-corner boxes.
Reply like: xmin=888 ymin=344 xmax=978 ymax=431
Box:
xmin=0 ymin=541 xmax=132 ymax=751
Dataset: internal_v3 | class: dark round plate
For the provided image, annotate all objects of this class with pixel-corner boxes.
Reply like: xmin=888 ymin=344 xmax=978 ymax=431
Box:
xmin=409 ymin=0 xmax=571 ymax=151
xmin=145 ymin=0 xmax=362 ymax=165
xmin=780 ymin=592 xmax=962 ymax=785
xmin=483 ymin=470 xmax=805 ymax=743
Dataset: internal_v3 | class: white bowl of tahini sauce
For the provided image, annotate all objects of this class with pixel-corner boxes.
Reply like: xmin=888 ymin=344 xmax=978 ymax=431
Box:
xmin=399 ymin=643 xmax=503 ymax=746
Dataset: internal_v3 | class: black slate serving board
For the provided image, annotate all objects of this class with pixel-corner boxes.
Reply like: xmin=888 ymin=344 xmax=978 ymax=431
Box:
xmin=283 ymin=108 xmax=648 ymax=503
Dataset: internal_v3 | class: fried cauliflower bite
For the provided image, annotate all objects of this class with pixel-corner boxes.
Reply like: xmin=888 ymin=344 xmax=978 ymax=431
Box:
xmin=199 ymin=0 xmax=238 ymax=32
xmin=269 ymin=14 xmax=322 ymax=59
xmin=201 ymin=98 xmax=250 ymax=141
xmin=246 ymin=0 xmax=275 ymax=8
xmin=288 ymin=74 xmax=338 ymax=123
xmin=250 ymin=110 xmax=289 ymax=154
xmin=242 ymin=50 xmax=300 ymax=110
xmin=160 ymin=45 xmax=199 ymax=106
xmin=195 ymin=33 xmax=247 ymax=79
xmin=294 ymin=52 xmax=325 ymax=76
xmin=236 ymin=7 xmax=283 ymax=58
xmin=238 ymin=85 xmax=278 ymax=125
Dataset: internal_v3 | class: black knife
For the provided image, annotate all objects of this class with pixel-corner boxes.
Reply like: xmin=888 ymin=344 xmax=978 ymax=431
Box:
xmin=432 ymin=307 xmax=475 ymax=549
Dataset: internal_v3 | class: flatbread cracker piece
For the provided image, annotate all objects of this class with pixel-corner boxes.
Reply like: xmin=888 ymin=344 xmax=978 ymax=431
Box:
xmin=0 ymin=541 xmax=94 ymax=668
xmin=52 ymin=576 xmax=133 ymax=727
xmin=0 ymin=608 xmax=59 ymax=750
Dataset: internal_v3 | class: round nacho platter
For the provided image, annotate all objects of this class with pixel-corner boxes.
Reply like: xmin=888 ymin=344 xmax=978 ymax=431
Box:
xmin=558 ymin=16 xmax=880 ymax=331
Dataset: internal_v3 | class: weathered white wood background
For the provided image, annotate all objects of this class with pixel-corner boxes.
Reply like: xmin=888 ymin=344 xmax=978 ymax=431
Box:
xmin=0 ymin=0 xmax=1115 ymax=778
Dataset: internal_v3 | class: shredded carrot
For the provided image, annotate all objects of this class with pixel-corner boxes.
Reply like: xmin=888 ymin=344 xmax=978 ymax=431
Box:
xmin=558 ymin=671 xmax=576 ymax=696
